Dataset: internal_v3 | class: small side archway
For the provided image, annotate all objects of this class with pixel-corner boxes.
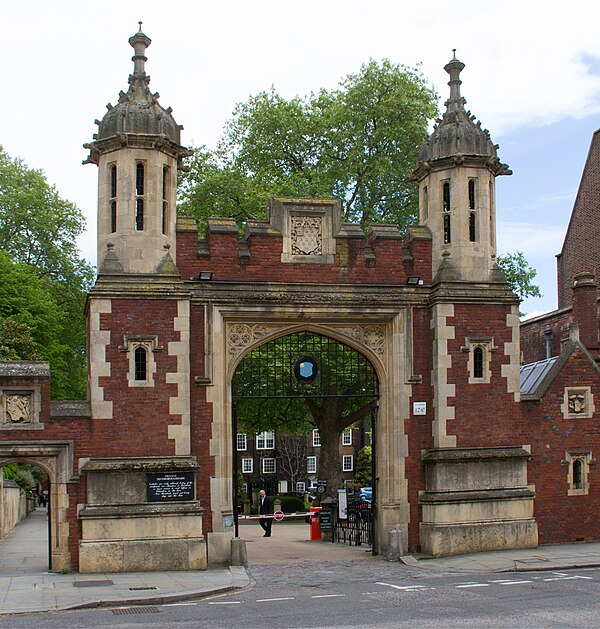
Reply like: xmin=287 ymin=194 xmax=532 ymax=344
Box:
xmin=0 ymin=442 xmax=74 ymax=572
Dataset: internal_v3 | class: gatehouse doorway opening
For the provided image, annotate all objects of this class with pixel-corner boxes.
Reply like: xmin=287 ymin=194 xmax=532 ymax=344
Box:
xmin=230 ymin=330 xmax=379 ymax=552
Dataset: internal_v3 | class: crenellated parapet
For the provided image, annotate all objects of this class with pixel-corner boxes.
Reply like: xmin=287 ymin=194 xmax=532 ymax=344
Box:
xmin=175 ymin=197 xmax=431 ymax=285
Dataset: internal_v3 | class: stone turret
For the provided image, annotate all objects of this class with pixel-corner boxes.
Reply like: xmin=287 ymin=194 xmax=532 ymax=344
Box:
xmin=411 ymin=51 xmax=511 ymax=282
xmin=84 ymin=24 xmax=191 ymax=275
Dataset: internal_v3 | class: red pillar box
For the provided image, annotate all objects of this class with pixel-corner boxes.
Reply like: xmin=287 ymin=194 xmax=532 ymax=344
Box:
xmin=309 ymin=506 xmax=322 ymax=541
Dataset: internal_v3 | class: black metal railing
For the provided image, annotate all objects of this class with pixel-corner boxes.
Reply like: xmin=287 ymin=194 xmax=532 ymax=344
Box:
xmin=331 ymin=500 xmax=373 ymax=547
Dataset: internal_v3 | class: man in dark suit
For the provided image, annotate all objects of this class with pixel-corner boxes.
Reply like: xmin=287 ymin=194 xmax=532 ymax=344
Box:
xmin=258 ymin=489 xmax=273 ymax=537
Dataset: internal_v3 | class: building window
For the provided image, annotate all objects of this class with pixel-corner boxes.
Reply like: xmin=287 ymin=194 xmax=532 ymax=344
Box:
xmin=135 ymin=198 xmax=144 ymax=231
xmin=109 ymin=164 xmax=117 ymax=233
xmin=469 ymin=212 xmax=476 ymax=242
xmin=296 ymin=482 xmax=306 ymax=493
xmin=134 ymin=346 xmax=147 ymax=381
xmin=135 ymin=163 xmax=145 ymax=231
xmin=307 ymin=456 xmax=317 ymax=474
xmin=312 ymin=429 xmax=321 ymax=447
xmin=423 ymin=185 xmax=428 ymax=220
xmin=443 ymin=214 xmax=451 ymax=244
xmin=256 ymin=431 xmax=275 ymax=450
xmin=241 ymin=458 xmax=253 ymax=474
xmin=468 ymin=179 xmax=476 ymax=210
xmin=473 ymin=346 xmax=484 ymax=379
xmin=262 ymin=458 xmax=276 ymax=474
xmin=342 ymin=455 xmax=353 ymax=472
xmin=162 ymin=166 xmax=169 ymax=236
xmin=442 ymin=182 xmax=450 ymax=212
xmin=462 ymin=337 xmax=495 ymax=384
xmin=565 ymin=451 xmax=592 ymax=496
xmin=236 ymin=433 xmax=247 ymax=451
xmin=119 ymin=335 xmax=162 ymax=388
xmin=342 ymin=428 xmax=352 ymax=446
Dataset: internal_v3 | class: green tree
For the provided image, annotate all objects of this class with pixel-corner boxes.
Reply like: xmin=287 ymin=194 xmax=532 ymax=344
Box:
xmin=0 ymin=147 xmax=93 ymax=398
xmin=0 ymin=319 xmax=39 ymax=360
xmin=354 ymin=445 xmax=373 ymax=488
xmin=497 ymin=252 xmax=542 ymax=305
xmin=179 ymin=59 xmax=438 ymax=232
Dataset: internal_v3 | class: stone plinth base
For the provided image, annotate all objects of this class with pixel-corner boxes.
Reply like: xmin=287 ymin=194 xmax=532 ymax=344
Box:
xmin=420 ymin=519 xmax=538 ymax=557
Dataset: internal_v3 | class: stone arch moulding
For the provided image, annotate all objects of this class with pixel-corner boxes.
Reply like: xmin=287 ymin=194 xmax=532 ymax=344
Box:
xmin=226 ymin=322 xmax=388 ymax=382
xmin=0 ymin=441 xmax=75 ymax=572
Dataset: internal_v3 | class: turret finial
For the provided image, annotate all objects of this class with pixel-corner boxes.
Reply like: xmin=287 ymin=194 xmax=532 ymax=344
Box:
xmin=128 ymin=24 xmax=152 ymax=79
xmin=444 ymin=49 xmax=466 ymax=112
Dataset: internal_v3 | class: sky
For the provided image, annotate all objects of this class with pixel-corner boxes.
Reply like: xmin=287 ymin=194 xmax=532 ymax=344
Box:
xmin=1 ymin=1 xmax=599 ymax=318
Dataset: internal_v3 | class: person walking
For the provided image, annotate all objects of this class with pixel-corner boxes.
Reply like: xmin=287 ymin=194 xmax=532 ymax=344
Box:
xmin=258 ymin=489 xmax=273 ymax=537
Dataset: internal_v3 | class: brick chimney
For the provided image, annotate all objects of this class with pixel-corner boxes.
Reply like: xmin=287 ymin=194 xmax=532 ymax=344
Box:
xmin=572 ymin=271 xmax=599 ymax=350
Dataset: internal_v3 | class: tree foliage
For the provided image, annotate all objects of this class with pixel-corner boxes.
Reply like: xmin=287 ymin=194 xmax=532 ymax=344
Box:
xmin=0 ymin=147 xmax=93 ymax=398
xmin=179 ymin=59 xmax=438 ymax=232
xmin=497 ymin=252 xmax=542 ymax=304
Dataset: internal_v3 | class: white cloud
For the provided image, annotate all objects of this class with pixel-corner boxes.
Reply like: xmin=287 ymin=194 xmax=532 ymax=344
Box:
xmin=497 ymin=221 xmax=565 ymax=257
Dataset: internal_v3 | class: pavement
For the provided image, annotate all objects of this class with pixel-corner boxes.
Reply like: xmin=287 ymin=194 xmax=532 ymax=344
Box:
xmin=2 ymin=508 xmax=600 ymax=616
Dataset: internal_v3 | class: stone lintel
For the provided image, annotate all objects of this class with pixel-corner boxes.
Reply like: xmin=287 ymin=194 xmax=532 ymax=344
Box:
xmin=419 ymin=487 xmax=535 ymax=504
xmin=78 ymin=502 xmax=203 ymax=518
xmin=80 ymin=456 xmax=198 ymax=473
xmin=422 ymin=446 xmax=532 ymax=462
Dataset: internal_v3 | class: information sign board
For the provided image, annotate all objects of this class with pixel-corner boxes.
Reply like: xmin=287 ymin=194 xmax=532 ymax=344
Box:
xmin=146 ymin=472 xmax=195 ymax=502
xmin=318 ymin=507 xmax=333 ymax=531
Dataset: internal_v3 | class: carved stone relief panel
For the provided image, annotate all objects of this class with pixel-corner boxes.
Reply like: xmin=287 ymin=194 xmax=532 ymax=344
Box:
xmin=0 ymin=387 xmax=43 ymax=429
xmin=561 ymin=386 xmax=595 ymax=419
xmin=227 ymin=324 xmax=287 ymax=361
xmin=5 ymin=393 xmax=32 ymax=423
xmin=343 ymin=325 xmax=386 ymax=358
xmin=291 ymin=216 xmax=323 ymax=256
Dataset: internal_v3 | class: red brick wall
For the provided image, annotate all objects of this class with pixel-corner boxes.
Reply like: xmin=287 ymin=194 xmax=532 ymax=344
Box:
xmin=557 ymin=130 xmax=600 ymax=308
xmin=176 ymin=224 xmax=432 ymax=286
xmin=523 ymin=348 xmax=600 ymax=544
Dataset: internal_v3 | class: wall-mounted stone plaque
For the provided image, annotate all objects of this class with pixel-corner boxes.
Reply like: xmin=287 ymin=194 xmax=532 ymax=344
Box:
xmin=146 ymin=472 xmax=195 ymax=502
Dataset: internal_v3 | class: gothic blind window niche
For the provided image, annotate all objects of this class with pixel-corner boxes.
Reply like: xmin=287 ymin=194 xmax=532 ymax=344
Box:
xmin=463 ymin=338 xmax=495 ymax=384
xmin=135 ymin=162 xmax=145 ymax=231
xmin=162 ymin=166 xmax=169 ymax=235
xmin=109 ymin=164 xmax=117 ymax=233
xmin=564 ymin=451 xmax=592 ymax=496
xmin=423 ymin=185 xmax=428 ymax=220
xmin=119 ymin=335 xmax=161 ymax=387
xmin=134 ymin=346 xmax=147 ymax=381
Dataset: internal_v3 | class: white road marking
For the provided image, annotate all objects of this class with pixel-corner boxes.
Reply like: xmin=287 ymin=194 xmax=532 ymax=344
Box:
xmin=376 ymin=582 xmax=428 ymax=591
xmin=163 ymin=602 xmax=198 ymax=607
xmin=208 ymin=601 xmax=243 ymax=605
xmin=498 ymin=580 xmax=533 ymax=585
xmin=256 ymin=597 xmax=295 ymax=602
xmin=311 ymin=594 xmax=346 ymax=599
xmin=456 ymin=583 xmax=490 ymax=588
xmin=543 ymin=575 xmax=593 ymax=581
